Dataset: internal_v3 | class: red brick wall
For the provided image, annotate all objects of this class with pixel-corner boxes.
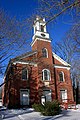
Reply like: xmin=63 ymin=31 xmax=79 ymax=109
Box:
xmin=53 ymin=58 xmax=64 ymax=65
xmin=32 ymin=39 xmax=56 ymax=100
xmin=54 ymin=67 xmax=74 ymax=102
xmin=13 ymin=63 xmax=39 ymax=106
xmin=2 ymin=38 xmax=74 ymax=108
xmin=53 ymin=57 xmax=74 ymax=102
xmin=32 ymin=39 xmax=53 ymax=65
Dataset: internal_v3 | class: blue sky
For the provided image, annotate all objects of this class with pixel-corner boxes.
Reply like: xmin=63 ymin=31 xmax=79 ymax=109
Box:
xmin=0 ymin=0 xmax=38 ymax=17
xmin=0 ymin=0 xmax=73 ymax=84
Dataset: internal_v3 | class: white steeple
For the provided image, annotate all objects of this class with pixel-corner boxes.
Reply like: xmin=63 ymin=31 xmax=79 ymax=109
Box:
xmin=33 ymin=16 xmax=47 ymax=34
xmin=31 ymin=16 xmax=51 ymax=47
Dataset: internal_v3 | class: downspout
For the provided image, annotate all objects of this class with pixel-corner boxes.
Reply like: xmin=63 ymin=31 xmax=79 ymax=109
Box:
xmin=53 ymin=57 xmax=58 ymax=99
xmin=54 ymin=66 xmax=58 ymax=99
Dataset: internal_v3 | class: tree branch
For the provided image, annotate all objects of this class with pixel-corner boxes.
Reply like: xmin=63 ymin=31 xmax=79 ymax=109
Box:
xmin=45 ymin=1 xmax=80 ymax=26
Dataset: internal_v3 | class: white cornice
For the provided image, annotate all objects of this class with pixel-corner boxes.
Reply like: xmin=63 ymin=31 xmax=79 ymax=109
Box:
xmin=52 ymin=52 xmax=71 ymax=66
xmin=54 ymin=65 xmax=70 ymax=70
xmin=31 ymin=37 xmax=51 ymax=47
xmin=13 ymin=61 xmax=37 ymax=67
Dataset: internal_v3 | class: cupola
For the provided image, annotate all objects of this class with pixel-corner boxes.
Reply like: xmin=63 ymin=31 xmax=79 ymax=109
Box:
xmin=31 ymin=16 xmax=51 ymax=47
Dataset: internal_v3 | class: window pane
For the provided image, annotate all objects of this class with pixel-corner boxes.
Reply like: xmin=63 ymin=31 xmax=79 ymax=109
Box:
xmin=60 ymin=90 xmax=67 ymax=102
xmin=42 ymin=69 xmax=50 ymax=80
xmin=43 ymin=90 xmax=52 ymax=102
xmin=44 ymin=70 xmax=48 ymax=80
xmin=59 ymin=72 xmax=63 ymax=81
xmin=42 ymin=48 xmax=47 ymax=58
xmin=41 ymin=25 xmax=44 ymax=32
xmin=22 ymin=69 xmax=28 ymax=80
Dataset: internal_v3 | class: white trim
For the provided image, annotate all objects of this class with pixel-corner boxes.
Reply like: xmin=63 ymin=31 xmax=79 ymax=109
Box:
xmin=52 ymin=52 xmax=71 ymax=66
xmin=31 ymin=38 xmax=51 ymax=47
xmin=42 ymin=48 xmax=48 ymax=58
xmin=13 ymin=61 xmax=37 ymax=67
xmin=42 ymin=69 xmax=51 ymax=81
xmin=59 ymin=71 xmax=65 ymax=82
xmin=60 ymin=89 xmax=67 ymax=102
xmin=20 ymin=89 xmax=29 ymax=91
xmin=45 ymin=48 xmax=48 ymax=58
xmin=22 ymin=68 xmax=28 ymax=80
xmin=54 ymin=65 xmax=70 ymax=70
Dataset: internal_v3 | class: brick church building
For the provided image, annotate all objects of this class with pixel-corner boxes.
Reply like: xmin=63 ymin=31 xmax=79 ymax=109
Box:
xmin=2 ymin=16 xmax=74 ymax=108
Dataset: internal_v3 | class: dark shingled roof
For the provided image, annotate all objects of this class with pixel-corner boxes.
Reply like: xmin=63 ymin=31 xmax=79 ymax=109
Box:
xmin=11 ymin=50 xmax=37 ymax=62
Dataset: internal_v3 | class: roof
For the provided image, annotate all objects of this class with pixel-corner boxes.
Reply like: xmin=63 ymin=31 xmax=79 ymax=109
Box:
xmin=4 ymin=50 xmax=37 ymax=80
xmin=52 ymin=52 xmax=71 ymax=67
xmin=11 ymin=50 xmax=37 ymax=62
xmin=4 ymin=50 xmax=71 ymax=80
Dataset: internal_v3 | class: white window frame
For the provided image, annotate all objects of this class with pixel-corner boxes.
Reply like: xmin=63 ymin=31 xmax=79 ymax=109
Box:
xmin=42 ymin=48 xmax=48 ymax=58
xmin=59 ymin=71 xmax=65 ymax=82
xmin=60 ymin=89 xmax=67 ymax=102
xmin=42 ymin=69 xmax=51 ymax=81
xmin=22 ymin=68 xmax=28 ymax=80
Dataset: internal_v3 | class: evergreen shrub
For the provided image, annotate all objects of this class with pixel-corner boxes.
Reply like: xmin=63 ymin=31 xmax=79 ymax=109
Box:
xmin=32 ymin=100 xmax=61 ymax=116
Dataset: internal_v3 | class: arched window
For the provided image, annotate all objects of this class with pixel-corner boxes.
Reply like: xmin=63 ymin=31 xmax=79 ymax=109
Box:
xmin=42 ymin=69 xmax=50 ymax=81
xmin=41 ymin=25 xmax=44 ymax=32
xmin=22 ymin=68 xmax=28 ymax=80
xmin=42 ymin=48 xmax=48 ymax=58
xmin=59 ymin=72 xmax=64 ymax=82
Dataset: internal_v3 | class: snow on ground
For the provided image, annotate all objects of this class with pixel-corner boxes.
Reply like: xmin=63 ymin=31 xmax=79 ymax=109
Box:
xmin=68 ymin=104 xmax=80 ymax=112
xmin=0 ymin=107 xmax=34 ymax=119
xmin=0 ymin=105 xmax=80 ymax=120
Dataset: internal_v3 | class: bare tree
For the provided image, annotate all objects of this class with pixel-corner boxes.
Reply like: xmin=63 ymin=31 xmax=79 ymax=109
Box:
xmin=38 ymin=0 xmax=80 ymax=25
xmin=0 ymin=0 xmax=80 ymax=88
xmin=70 ymin=23 xmax=80 ymax=46
xmin=38 ymin=0 xmax=80 ymax=85
xmin=0 ymin=9 xmax=36 ymax=74
xmin=52 ymin=23 xmax=80 ymax=86
xmin=0 ymin=0 xmax=80 ymax=74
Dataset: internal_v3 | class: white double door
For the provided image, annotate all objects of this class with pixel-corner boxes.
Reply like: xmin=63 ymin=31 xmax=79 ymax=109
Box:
xmin=20 ymin=89 xmax=29 ymax=105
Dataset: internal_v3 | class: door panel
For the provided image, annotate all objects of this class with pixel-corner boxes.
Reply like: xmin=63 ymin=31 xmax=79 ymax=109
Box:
xmin=60 ymin=90 xmax=67 ymax=102
xmin=43 ymin=90 xmax=52 ymax=102
xmin=20 ymin=90 xmax=29 ymax=105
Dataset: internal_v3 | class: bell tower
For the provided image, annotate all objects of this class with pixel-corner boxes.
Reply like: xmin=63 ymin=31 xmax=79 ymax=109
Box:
xmin=31 ymin=16 xmax=51 ymax=50
xmin=31 ymin=16 xmax=53 ymax=65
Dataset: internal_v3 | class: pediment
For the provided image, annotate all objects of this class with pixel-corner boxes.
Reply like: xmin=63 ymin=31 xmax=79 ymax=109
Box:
xmin=52 ymin=52 xmax=71 ymax=67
